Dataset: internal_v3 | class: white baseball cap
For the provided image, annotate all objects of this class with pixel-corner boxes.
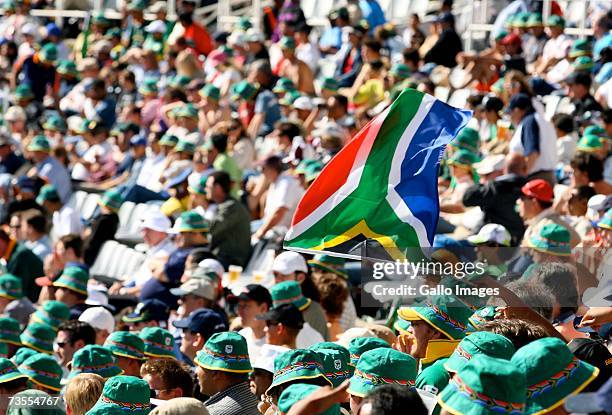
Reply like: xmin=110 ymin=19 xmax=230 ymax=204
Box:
xmin=140 ymin=208 xmax=171 ymax=233
xmin=252 ymin=344 xmax=289 ymax=372
xmin=4 ymin=106 xmax=26 ymax=122
xmin=198 ymin=258 xmax=224 ymax=279
xmin=473 ymin=154 xmax=505 ymax=176
xmin=85 ymin=285 xmax=116 ymax=312
xmin=293 ymin=96 xmax=313 ymax=111
xmin=587 ymin=194 xmax=609 ymax=220
xmin=79 ymin=307 xmax=115 ymax=333
xmin=272 ymin=251 xmax=308 ymax=275
xmin=467 ymin=223 xmax=511 ymax=246
xmin=145 ymin=20 xmax=166 ymax=33
xmin=170 ymin=278 xmax=215 ymax=301
xmin=246 ymin=28 xmax=264 ymax=43
xmin=335 ymin=327 xmax=375 ymax=348
xmin=21 ymin=23 xmax=38 ymax=37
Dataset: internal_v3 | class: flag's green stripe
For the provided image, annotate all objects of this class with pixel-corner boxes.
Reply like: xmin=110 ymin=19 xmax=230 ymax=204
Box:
xmin=286 ymin=90 xmax=425 ymax=255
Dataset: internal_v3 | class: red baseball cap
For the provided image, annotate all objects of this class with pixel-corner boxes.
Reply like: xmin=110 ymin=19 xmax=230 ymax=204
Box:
xmin=501 ymin=33 xmax=522 ymax=46
xmin=521 ymin=179 xmax=553 ymax=202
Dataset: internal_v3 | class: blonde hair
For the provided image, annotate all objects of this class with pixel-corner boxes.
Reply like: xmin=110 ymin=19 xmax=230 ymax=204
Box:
xmin=176 ymin=50 xmax=204 ymax=79
xmin=65 ymin=373 xmax=105 ymax=415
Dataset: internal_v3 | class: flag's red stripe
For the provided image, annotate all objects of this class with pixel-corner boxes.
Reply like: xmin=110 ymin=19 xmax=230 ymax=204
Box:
xmin=291 ymin=124 xmax=372 ymax=225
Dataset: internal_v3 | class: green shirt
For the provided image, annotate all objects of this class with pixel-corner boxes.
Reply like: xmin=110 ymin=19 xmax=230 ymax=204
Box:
xmin=210 ymin=197 xmax=252 ymax=267
xmin=213 ymin=153 xmax=242 ymax=198
xmin=8 ymin=243 xmax=44 ymax=302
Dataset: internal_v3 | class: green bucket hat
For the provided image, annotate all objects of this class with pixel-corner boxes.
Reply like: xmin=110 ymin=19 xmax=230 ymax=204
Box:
xmin=2 ymin=0 xmax=15 ymax=11
xmin=444 ymin=332 xmax=515 ymax=374
xmin=494 ymin=30 xmax=508 ymax=42
xmin=57 ymin=59 xmax=79 ymax=77
xmin=173 ymin=210 xmax=209 ymax=233
xmin=36 ymin=184 xmax=60 ymax=205
xmin=279 ymin=90 xmax=302 ymax=106
xmin=511 ymin=337 xmax=599 ymax=415
xmin=305 ymin=162 xmax=323 ymax=182
xmin=188 ymin=174 xmax=208 ymax=195
xmin=0 ymin=317 xmax=22 ymax=346
xmin=53 ymin=266 xmax=89 ymax=295
xmin=69 ymin=345 xmax=123 ymax=379
xmin=0 ymin=273 xmax=22 ymax=300
xmin=175 ymin=103 xmax=198 ymax=119
xmin=168 ymin=74 xmax=191 ymax=89
xmin=99 ymin=188 xmax=124 ymax=212
xmin=394 ymin=316 xmax=411 ymax=334
xmin=271 ymin=281 xmax=311 ymax=311
xmin=31 ymin=300 xmax=70 ymax=330
xmin=27 ymin=135 xmax=51 ymax=152
xmin=468 ymin=306 xmax=496 ymax=328
xmin=175 ymin=139 xmax=196 ymax=154
xmin=105 ymin=331 xmax=146 ymax=361
xmin=20 ymin=323 xmax=55 ymax=354
xmin=267 ymin=349 xmax=331 ymax=394
xmin=309 ymin=345 xmax=351 ymax=387
xmin=439 ymin=355 xmax=526 ymax=415
xmin=448 ymin=149 xmax=479 ymax=169
xmin=199 ymin=84 xmax=221 ymax=101
xmin=527 ymin=222 xmax=571 ymax=256
xmin=236 ymin=16 xmax=252 ymax=31
xmin=398 ymin=295 xmax=473 ymax=340
xmin=546 ymin=15 xmax=565 ymax=27
xmin=279 ymin=36 xmax=296 ymax=50
xmin=390 ymin=63 xmax=411 ymax=80
xmin=569 ymin=39 xmax=592 ymax=58
xmin=347 ymin=337 xmax=390 ymax=367
xmin=307 ymin=254 xmax=348 ymax=279
xmin=279 ymin=383 xmax=340 ymax=415
xmin=348 ymin=348 xmax=417 ymax=398
xmin=598 ymin=208 xmax=612 ymax=230
xmin=451 ymin=127 xmax=480 ymax=153
xmin=14 ymin=84 xmax=34 ymax=101
xmin=576 ymin=134 xmax=604 ymax=153
xmin=139 ymin=77 xmax=159 ymax=95
xmin=11 ymin=347 xmax=37 ymax=366
xmin=139 ymin=327 xmax=175 ymax=359
xmin=515 ymin=12 xmax=530 ymax=28
xmin=0 ymin=357 xmax=27 ymax=384
xmin=573 ymin=56 xmax=594 ymax=71
xmin=527 ymin=12 xmax=543 ymax=27
xmin=92 ymin=11 xmax=111 ymax=25
xmin=0 ymin=342 xmax=6 ymax=358
xmin=231 ymin=80 xmax=258 ymax=102
xmin=294 ymin=159 xmax=319 ymax=175
xmin=583 ymin=125 xmax=605 ymax=137
xmin=194 ymin=332 xmax=252 ymax=373
xmin=159 ymin=134 xmax=179 ymax=147
xmin=18 ymin=353 xmax=62 ymax=392
xmin=87 ymin=375 xmax=151 ymax=415
xmin=39 ymin=43 xmax=58 ymax=64
xmin=42 ymin=114 xmax=66 ymax=132
xmin=273 ymin=77 xmax=296 ymax=93
xmin=321 ymin=77 xmax=340 ymax=92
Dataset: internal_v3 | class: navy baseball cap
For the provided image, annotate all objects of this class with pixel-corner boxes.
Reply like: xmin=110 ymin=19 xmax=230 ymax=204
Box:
xmin=122 ymin=299 xmax=170 ymax=324
xmin=256 ymin=303 xmax=304 ymax=330
xmin=505 ymin=93 xmax=533 ymax=112
xmin=130 ymin=135 xmax=147 ymax=147
xmin=228 ymin=284 xmax=272 ymax=307
xmin=173 ymin=308 xmax=228 ymax=339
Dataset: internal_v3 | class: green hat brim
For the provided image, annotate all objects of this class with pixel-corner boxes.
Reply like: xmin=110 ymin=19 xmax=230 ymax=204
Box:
xmin=347 ymin=369 xmax=415 ymax=398
xmin=52 ymin=281 xmax=88 ymax=295
xmin=527 ymin=237 xmax=571 ymax=256
xmin=438 ymin=380 xmax=524 ymax=415
xmin=144 ymin=350 xmax=176 ymax=359
xmin=87 ymin=400 xmax=151 ymax=414
xmin=112 ymin=350 xmax=147 ymax=361
xmin=268 ymin=371 xmax=331 ymax=394
xmin=0 ymin=337 xmax=22 ymax=347
xmin=26 ymin=375 xmax=62 ymax=392
xmin=30 ymin=314 xmax=62 ymax=330
xmin=0 ymin=291 xmax=19 ymax=301
xmin=20 ymin=337 xmax=53 ymax=355
xmin=599 ymin=222 xmax=612 ymax=230
xmin=307 ymin=261 xmax=348 ymax=279
xmin=195 ymin=352 xmax=252 ymax=374
xmin=524 ymin=362 xmax=599 ymax=415
xmin=121 ymin=314 xmax=147 ymax=324
xmin=0 ymin=371 xmax=28 ymax=384
xmin=26 ymin=144 xmax=50 ymax=152
xmin=175 ymin=225 xmax=210 ymax=233
xmin=399 ymin=307 xmax=467 ymax=340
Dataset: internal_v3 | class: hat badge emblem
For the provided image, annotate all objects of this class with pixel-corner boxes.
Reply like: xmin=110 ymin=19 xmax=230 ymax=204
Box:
xmin=165 ymin=337 xmax=171 ymax=346
xmin=334 ymin=359 xmax=341 ymax=370
xmin=225 ymin=345 xmax=233 ymax=354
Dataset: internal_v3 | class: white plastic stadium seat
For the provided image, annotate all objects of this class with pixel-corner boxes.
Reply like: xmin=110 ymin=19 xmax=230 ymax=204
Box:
xmin=447 ymin=88 xmax=471 ymax=108
xmin=81 ymin=193 xmax=101 ymax=222
xmin=542 ymin=95 xmax=562 ymax=121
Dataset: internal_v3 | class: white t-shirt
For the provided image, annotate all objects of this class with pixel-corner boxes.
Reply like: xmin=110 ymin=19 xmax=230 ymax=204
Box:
xmin=264 ymin=174 xmax=305 ymax=230
xmin=542 ymin=34 xmax=572 ymax=61
xmin=52 ymin=205 xmax=83 ymax=240
xmin=509 ymin=111 xmax=558 ymax=174
xmin=296 ymin=322 xmax=325 ymax=348
xmin=239 ymin=326 xmax=267 ymax=362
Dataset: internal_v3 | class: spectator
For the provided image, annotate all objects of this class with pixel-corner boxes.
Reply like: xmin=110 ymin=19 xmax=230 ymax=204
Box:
xmin=173 ymin=308 xmax=228 ymax=365
xmin=424 ymin=12 xmax=462 ymax=68
xmin=64 ymin=373 xmax=105 ymax=415
xmin=233 ymin=284 xmax=273 ymax=361
xmin=141 ymin=358 xmax=194 ymax=400
xmin=82 ymin=188 xmax=123 ymax=266
xmin=122 ymin=299 xmax=171 ymax=331
xmin=55 ymin=320 xmax=97 ymax=372
xmin=0 ymin=228 xmax=43 ymax=302
xmin=20 ymin=209 xmax=51 ymax=261
xmin=78 ymin=306 xmax=115 ymax=345
xmin=566 ymin=71 xmax=603 ymax=118
xmin=36 ymin=185 xmax=82 ymax=238
xmin=26 ymin=135 xmax=72 ymax=203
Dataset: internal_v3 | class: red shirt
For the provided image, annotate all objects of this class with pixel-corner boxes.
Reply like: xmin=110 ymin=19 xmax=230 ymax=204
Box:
xmin=183 ymin=23 xmax=213 ymax=56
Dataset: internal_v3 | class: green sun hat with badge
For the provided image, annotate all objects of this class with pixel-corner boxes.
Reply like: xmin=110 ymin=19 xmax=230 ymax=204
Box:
xmin=105 ymin=331 xmax=146 ymax=361
xmin=20 ymin=322 xmax=55 ymax=354
xmin=31 ymin=300 xmax=70 ymax=330
xmin=39 ymin=43 xmax=58 ymax=64
xmin=398 ymin=295 xmax=473 ymax=340
xmin=69 ymin=345 xmax=123 ymax=379
xmin=309 ymin=345 xmax=351 ymax=387
xmin=14 ymin=84 xmax=34 ymax=101
xmin=231 ymin=80 xmax=258 ymax=102
xmin=0 ymin=357 xmax=27 ymax=384
xmin=527 ymin=222 xmax=571 ymax=256
xmin=159 ymin=134 xmax=179 ymax=147
xmin=279 ymin=90 xmax=302 ymax=106
xmin=86 ymin=375 xmax=151 ymax=415
xmin=267 ymin=348 xmax=331 ymax=395
xmin=27 ymin=135 xmax=51 ymax=152
xmin=273 ymin=77 xmax=296 ymax=94
xmin=139 ymin=327 xmax=175 ymax=359
xmin=321 ymin=77 xmax=340 ymax=92
xmin=448 ymin=149 xmax=479 ymax=169
xmin=598 ymin=208 xmax=612 ymax=230
xmin=450 ymin=127 xmax=480 ymax=153
xmin=279 ymin=384 xmax=340 ymax=415
xmin=53 ymin=266 xmax=89 ymax=295
xmin=175 ymin=139 xmax=196 ymax=154
xmin=42 ymin=114 xmax=67 ymax=132
xmin=18 ymin=353 xmax=63 ymax=392
xmin=11 ymin=347 xmax=37 ymax=365
xmin=199 ymin=84 xmax=221 ymax=101
xmin=307 ymin=254 xmax=348 ymax=279
xmin=390 ymin=63 xmax=411 ymax=80
xmin=573 ymin=56 xmax=594 ymax=71
xmin=172 ymin=210 xmax=209 ymax=233
xmin=0 ymin=317 xmax=22 ymax=346
xmin=569 ymin=39 xmax=592 ymax=58
xmin=438 ymin=355 xmax=526 ymax=415
xmin=271 ymin=281 xmax=311 ymax=311
xmin=98 ymin=188 xmax=124 ymax=213
xmin=444 ymin=332 xmax=515 ymax=374
xmin=36 ymin=184 xmax=60 ymax=205
xmin=57 ymin=60 xmax=79 ymax=77
xmin=511 ymin=337 xmax=599 ymax=415
xmin=468 ymin=306 xmax=497 ymax=328
xmin=139 ymin=77 xmax=159 ymax=95
xmin=348 ymin=348 xmax=417 ymax=398
xmin=175 ymin=103 xmax=198 ymax=119
xmin=546 ymin=14 xmax=565 ymax=28
xmin=347 ymin=337 xmax=390 ymax=367
xmin=194 ymin=331 xmax=252 ymax=373
xmin=0 ymin=273 xmax=22 ymax=300
xmin=577 ymin=134 xmax=605 ymax=153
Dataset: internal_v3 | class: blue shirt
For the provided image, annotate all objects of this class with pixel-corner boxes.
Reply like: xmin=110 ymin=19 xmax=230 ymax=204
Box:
xmin=21 ymin=56 xmax=56 ymax=102
xmin=520 ymin=112 xmax=540 ymax=156
xmin=359 ymin=0 xmax=386 ymax=31
xmin=255 ymin=90 xmax=281 ymax=137
xmin=594 ymin=33 xmax=612 ymax=60
xmin=319 ymin=27 xmax=343 ymax=50
xmin=37 ymin=156 xmax=72 ymax=202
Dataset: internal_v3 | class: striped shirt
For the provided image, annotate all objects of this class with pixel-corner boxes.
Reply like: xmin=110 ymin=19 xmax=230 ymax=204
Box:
xmin=204 ymin=382 xmax=259 ymax=415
